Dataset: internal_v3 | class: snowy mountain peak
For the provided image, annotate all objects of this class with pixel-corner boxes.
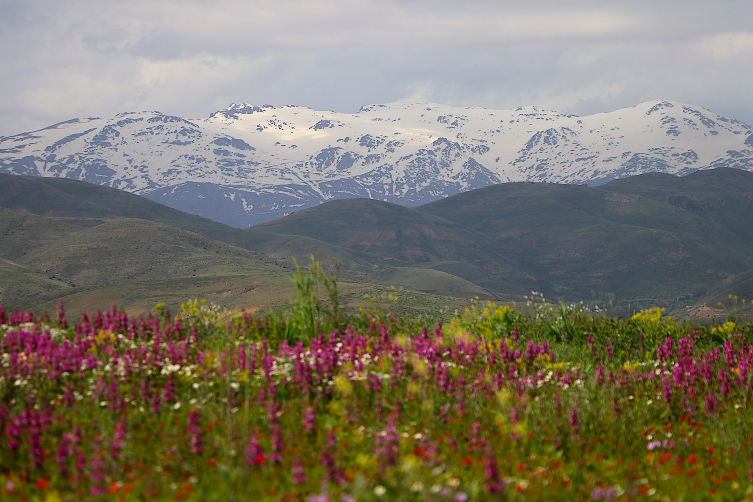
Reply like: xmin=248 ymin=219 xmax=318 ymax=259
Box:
xmin=209 ymin=103 xmax=278 ymax=120
xmin=1 ymin=100 xmax=752 ymax=227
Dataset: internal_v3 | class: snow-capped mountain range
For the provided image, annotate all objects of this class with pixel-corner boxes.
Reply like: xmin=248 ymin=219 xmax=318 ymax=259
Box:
xmin=2 ymin=100 xmax=752 ymax=227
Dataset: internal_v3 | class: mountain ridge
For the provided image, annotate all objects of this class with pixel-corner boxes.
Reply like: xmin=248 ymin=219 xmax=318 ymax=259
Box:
xmin=2 ymin=99 xmax=751 ymax=227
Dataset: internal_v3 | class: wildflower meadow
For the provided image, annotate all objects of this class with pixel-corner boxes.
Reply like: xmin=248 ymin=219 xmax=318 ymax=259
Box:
xmin=1 ymin=261 xmax=752 ymax=501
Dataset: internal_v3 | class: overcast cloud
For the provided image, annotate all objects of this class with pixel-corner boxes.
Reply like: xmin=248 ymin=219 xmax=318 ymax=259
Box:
xmin=1 ymin=0 xmax=752 ymax=136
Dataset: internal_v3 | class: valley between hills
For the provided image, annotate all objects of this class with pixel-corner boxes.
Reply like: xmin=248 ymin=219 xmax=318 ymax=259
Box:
xmin=3 ymin=167 xmax=753 ymax=320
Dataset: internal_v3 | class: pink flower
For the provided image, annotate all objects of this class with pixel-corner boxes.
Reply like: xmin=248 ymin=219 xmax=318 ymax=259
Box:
xmin=569 ymin=407 xmax=580 ymax=432
xmin=291 ymin=458 xmax=306 ymax=485
xmin=244 ymin=436 xmax=264 ymax=466
xmin=483 ymin=448 xmax=503 ymax=493
xmin=303 ymin=405 xmax=316 ymax=433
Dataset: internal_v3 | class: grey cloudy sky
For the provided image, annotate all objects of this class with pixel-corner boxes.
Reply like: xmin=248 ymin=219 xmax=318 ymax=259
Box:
xmin=1 ymin=0 xmax=752 ymax=136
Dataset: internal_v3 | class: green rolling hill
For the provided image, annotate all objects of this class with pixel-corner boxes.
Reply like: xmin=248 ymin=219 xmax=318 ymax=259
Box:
xmin=419 ymin=168 xmax=753 ymax=302
xmin=251 ymin=168 xmax=753 ymax=312
xmin=4 ymin=168 xmax=753 ymax=319
xmin=0 ymin=174 xmax=511 ymax=298
xmin=0 ymin=176 xmax=478 ymax=317
xmin=15 ymin=218 xmax=280 ymax=286
xmin=251 ymin=197 xmax=539 ymax=295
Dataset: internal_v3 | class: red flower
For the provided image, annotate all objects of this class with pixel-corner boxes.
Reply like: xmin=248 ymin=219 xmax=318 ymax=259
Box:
xmin=253 ymin=453 xmax=266 ymax=465
xmin=35 ymin=478 xmax=49 ymax=490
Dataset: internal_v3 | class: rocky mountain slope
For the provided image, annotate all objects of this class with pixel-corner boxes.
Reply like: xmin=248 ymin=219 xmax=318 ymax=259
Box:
xmin=2 ymin=100 xmax=752 ymax=227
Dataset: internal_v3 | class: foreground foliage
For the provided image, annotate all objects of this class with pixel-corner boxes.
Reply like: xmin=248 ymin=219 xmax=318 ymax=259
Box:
xmin=1 ymin=271 xmax=753 ymax=501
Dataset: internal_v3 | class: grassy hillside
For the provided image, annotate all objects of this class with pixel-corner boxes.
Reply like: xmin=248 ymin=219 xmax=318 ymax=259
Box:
xmin=0 ymin=207 xmax=81 ymax=259
xmin=0 ymin=173 xmax=232 ymax=232
xmin=208 ymin=229 xmax=382 ymax=276
xmin=15 ymin=218 xmax=280 ymax=286
xmin=251 ymin=198 xmax=541 ymax=295
xmin=0 ymin=174 xmax=396 ymax=274
xmin=7 ymin=169 xmax=753 ymax=314
xmin=670 ymin=268 xmax=753 ymax=321
xmin=0 ymin=206 xmax=298 ymax=315
xmin=0 ymin=257 xmax=74 ymax=308
xmin=253 ymin=198 xmax=486 ymax=262
xmin=251 ymin=168 xmax=753 ymax=309
xmin=367 ymin=266 xmax=489 ymax=296
xmin=0 ymin=203 xmax=477 ymax=318
xmin=0 ymin=174 xmax=483 ymax=297
xmin=419 ymin=168 xmax=753 ymax=303
xmin=18 ymin=271 xmax=299 ymax=319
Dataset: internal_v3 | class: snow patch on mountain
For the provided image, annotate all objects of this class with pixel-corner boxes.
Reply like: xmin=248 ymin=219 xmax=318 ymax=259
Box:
xmin=1 ymin=100 xmax=752 ymax=227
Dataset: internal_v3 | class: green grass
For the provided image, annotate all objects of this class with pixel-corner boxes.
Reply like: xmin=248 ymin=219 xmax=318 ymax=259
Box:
xmin=0 ymin=257 xmax=74 ymax=307
xmin=15 ymin=218 xmax=279 ymax=286
xmin=368 ymin=266 xmax=489 ymax=296
xmin=0 ymin=207 xmax=82 ymax=260
xmin=0 ymin=173 xmax=233 ymax=233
